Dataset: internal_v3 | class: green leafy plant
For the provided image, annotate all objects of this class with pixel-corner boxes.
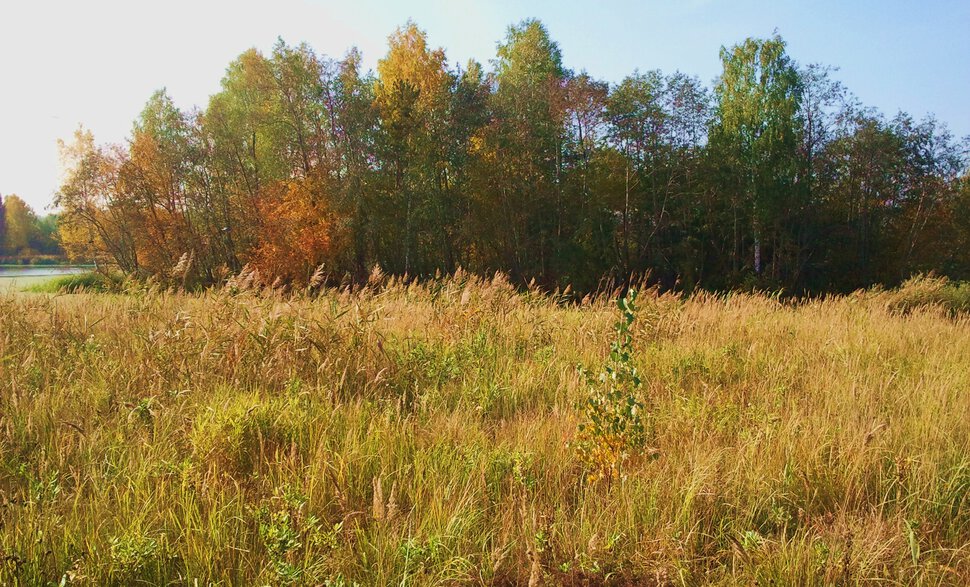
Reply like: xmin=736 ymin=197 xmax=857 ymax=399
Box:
xmin=107 ymin=532 xmax=164 ymax=583
xmin=257 ymin=505 xmax=304 ymax=584
xmin=254 ymin=485 xmax=338 ymax=585
xmin=575 ymin=289 xmax=648 ymax=482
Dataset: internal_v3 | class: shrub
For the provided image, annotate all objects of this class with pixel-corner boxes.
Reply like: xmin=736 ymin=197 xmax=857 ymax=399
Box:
xmin=885 ymin=274 xmax=970 ymax=316
xmin=575 ymin=289 xmax=649 ymax=483
xmin=253 ymin=485 xmax=341 ymax=585
xmin=105 ymin=531 xmax=171 ymax=584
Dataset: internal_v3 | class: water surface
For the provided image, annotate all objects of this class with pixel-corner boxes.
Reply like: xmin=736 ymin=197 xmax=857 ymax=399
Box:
xmin=0 ymin=266 xmax=89 ymax=278
xmin=0 ymin=266 xmax=90 ymax=290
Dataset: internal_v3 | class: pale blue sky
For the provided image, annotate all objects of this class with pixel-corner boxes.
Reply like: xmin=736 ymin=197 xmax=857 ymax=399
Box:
xmin=2 ymin=0 xmax=967 ymax=212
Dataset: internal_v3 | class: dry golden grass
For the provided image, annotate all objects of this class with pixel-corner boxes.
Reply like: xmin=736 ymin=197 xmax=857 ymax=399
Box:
xmin=1 ymin=275 xmax=969 ymax=585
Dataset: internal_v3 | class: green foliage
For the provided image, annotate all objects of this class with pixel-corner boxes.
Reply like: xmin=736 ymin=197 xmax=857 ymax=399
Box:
xmin=50 ymin=22 xmax=969 ymax=296
xmin=106 ymin=531 xmax=166 ymax=583
xmin=710 ymin=34 xmax=805 ymax=279
xmin=398 ymin=535 xmax=446 ymax=576
xmin=25 ymin=271 xmax=120 ymax=294
xmin=253 ymin=485 xmax=342 ymax=584
xmin=0 ymin=194 xmax=63 ymax=260
xmin=575 ymin=289 xmax=648 ymax=482
xmin=256 ymin=490 xmax=305 ymax=583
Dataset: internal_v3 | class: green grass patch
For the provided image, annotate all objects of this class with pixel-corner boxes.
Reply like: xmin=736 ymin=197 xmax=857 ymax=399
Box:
xmin=24 ymin=271 xmax=120 ymax=294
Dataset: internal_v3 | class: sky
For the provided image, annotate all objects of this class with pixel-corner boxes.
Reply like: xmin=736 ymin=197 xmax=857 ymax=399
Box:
xmin=1 ymin=0 xmax=968 ymax=213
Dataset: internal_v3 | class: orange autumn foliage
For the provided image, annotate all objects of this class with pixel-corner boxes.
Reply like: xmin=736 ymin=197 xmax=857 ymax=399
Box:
xmin=250 ymin=181 xmax=334 ymax=285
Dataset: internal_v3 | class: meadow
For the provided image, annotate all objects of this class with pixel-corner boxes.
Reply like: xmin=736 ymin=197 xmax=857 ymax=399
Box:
xmin=1 ymin=273 xmax=969 ymax=585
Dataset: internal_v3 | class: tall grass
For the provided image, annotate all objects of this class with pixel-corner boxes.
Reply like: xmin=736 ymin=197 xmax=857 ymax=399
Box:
xmin=24 ymin=271 xmax=122 ymax=294
xmin=1 ymin=274 xmax=968 ymax=585
xmin=883 ymin=274 xmax=970 ymax=316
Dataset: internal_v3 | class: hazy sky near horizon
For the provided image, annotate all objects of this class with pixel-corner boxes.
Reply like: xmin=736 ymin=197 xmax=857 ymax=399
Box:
xmin=2 ymin=0 xmax=968 ymax=212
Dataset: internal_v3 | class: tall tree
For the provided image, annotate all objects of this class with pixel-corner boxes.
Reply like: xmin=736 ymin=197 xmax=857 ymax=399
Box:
xmin=2 ymin=195 xmax=41 ymax=256
xmin=473 ymin=18 xmax=567 ymax=283
xmin=125 ymin=90 xmax=193 ymax=273
xmin=374 ymin=22 xmax=453 ymax=274
xmin=327 ymin=48 xmax=378 ymax=278
xmin=446 ymin=59 xmax=490 ymax=271
xmin=889 ymin=114 xmax=966 ymax=279
xmin=819 ymin=111 xmax=904 ymax=287
xmin=204 ymin=48 xmax=282 ymax=264
xmin=711 ymin=34 xmax=804 ymax=283
xmin=57 ymin=129 xmax=140 ymax=271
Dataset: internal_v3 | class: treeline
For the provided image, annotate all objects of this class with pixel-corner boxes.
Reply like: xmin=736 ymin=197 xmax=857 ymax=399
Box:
xmin=0 ymin=194 xmax=62 ymax=262
xmin=57 ymin=20 xmax=970 ymax=293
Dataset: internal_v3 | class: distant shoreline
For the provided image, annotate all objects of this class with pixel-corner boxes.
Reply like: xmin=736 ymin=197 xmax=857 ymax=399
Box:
xmin=0 ymin=257 xmax=82 ymax=267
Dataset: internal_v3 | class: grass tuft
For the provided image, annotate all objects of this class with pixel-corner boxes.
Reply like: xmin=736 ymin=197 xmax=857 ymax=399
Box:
xmin=24 ymin=271 xmax=123 ymax=294
xmin=883 ymin=273 xmax=970 ymax=316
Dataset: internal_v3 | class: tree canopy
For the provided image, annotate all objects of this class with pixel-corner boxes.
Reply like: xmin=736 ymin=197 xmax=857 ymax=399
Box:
xmin=54 ymin=23 xmax=970 ymax=293
xmin=0 ymin=194 xmax=62 ymax=260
